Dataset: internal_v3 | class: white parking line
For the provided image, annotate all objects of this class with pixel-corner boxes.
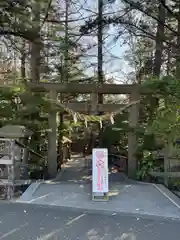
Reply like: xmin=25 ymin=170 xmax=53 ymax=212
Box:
xmin=0 ymin=223 xmax=28 ymax=239
xmin=37 ymin=213 xmax=86 ymax=240
xmin=153 ymin=184 xmax=180 ymax=209
xmin=28 ymin=193 xmax=53 ymax=203
xmin=66 ymin=213 xmax=86 ymax=225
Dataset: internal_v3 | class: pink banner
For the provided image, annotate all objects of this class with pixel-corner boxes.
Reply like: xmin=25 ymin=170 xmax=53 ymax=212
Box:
xmin=96 ymin=151 xmax=105 ymax=191
xmin=92 ymin=148 xmax=108 ymax=193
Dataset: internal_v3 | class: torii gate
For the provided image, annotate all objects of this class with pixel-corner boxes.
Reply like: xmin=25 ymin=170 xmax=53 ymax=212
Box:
xmin=28 ymin=82 xmax=150 ymax=179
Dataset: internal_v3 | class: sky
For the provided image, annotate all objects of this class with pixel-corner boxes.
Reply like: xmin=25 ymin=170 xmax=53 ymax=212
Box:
xmin=63 ymin=0 xmax=133 ymax=83
xmin=0 ymin=0 xmax=132 ymax=84
xmin=0 ymin=0 xmax=134 ymax=84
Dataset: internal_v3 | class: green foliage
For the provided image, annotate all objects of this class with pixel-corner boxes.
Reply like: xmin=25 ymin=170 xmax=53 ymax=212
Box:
xmin=0 ymin=85 xmax=47 ymax=129
xmin=0 ymin=0 xmax=52 ymax=41
xmin=136 ymin=151 xmax=153 ymax=180
xmin=144 ymin=76 xmax=180 ymax=142
xmin=136 ymin=151 xmax=162 ymax=180
xmin=101 ymin=112 xmax=128 ymax=150
xmin=136 ymin=76 xmax=180 ymax=180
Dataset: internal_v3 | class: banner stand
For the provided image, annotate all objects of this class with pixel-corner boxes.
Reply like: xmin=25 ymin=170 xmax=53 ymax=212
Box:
xmin=92 ymin=148 xmax=109 ymax=202
xmin=92 ymin=192 xmax=109 ymax=201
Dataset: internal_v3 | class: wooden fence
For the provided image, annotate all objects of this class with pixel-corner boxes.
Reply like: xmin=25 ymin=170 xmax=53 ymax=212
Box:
xmin=149 ymin=143 xmax=180 ymax=186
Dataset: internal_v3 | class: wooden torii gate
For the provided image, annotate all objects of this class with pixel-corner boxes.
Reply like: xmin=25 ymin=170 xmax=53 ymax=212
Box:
xmin=28 ymin=82 xmax=150 ymax=179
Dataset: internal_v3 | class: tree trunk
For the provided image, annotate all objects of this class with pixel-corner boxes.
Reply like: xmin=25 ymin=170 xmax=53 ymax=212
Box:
xmin=153 ymin=1 xmax=165 ymax=76
xmin=176 ymin=2 xmax=180 ymax=77
xmin=30 ymin=2 xmax=41 ymax=83
xmin=151 ymin=1 xmax=166 ymax=115
xmin=21 ymin=40 xmax=26 ymax=81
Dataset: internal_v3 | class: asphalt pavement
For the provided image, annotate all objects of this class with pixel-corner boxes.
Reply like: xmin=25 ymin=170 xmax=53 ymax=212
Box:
xmin=0 ymin=202 xmax=180 ymax=240
xmin=18 ymin=155 xmax=180 ymax=220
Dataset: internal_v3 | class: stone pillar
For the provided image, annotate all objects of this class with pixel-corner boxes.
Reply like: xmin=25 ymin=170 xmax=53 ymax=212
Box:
xmin=128 ymin=89 xmax=139 ymax=179
xmin=48 ymin=90 xmax=57 ymax=178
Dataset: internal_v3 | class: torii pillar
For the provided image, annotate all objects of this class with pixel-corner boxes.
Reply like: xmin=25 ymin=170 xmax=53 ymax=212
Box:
xmin=128 ymin=89 xmax=139 ymax=179
xmin=48 ymin=90 xmax=57 ymax=178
